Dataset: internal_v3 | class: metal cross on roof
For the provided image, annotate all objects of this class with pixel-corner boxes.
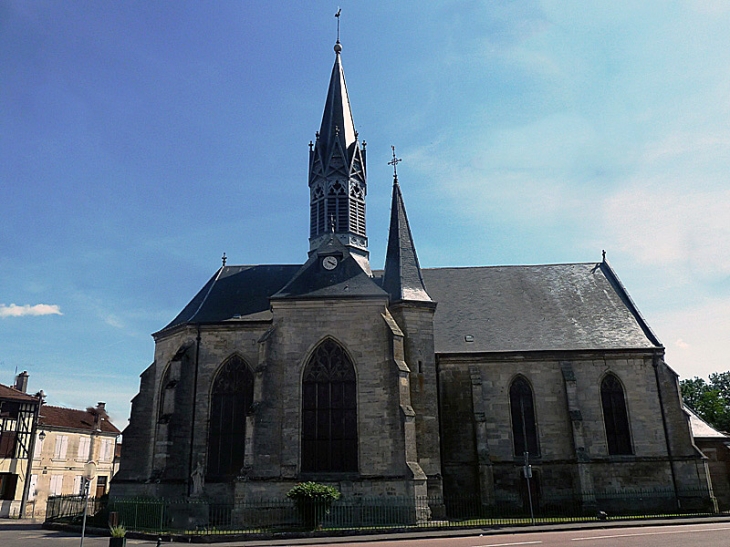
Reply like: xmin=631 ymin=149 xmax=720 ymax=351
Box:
xmin=221 ymin=252 xmax=227 ymax=266
xmin=388 ymin=145 xmax=402 ymax=179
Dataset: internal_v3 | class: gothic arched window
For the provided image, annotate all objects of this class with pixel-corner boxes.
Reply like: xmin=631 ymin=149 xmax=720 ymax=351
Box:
xmin=158 ymin=363 xmax=179 ymax=424
xmin=301 ymin=340 xmax=357 ymax=473
xmin=207 ymin=356 xmax=253 ymax=478
xmin=601 ymin=374 xmax=632 ymax=455
xmin=510 ymin=376 xmax=539 ymax=457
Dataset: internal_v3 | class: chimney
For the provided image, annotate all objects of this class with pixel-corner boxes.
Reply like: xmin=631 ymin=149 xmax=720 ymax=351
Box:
xmin=14 ymin=371 xmax=29 ymax=393
xmin=93 ymin=402 xmax=107 ymax=431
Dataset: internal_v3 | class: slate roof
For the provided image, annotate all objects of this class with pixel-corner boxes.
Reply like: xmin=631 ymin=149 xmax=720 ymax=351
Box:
xmin=160 ymin=255 xmax=660 ymax=355
xmin=686 ymin=406 xmax=728 ymax=439
xmin=421 ymin=262 xmax=661 ymax=354
xmin=161 ymin=265 xmax=300 ymax=332
xmin=273 ymin=234 xmax=387 ymax=300
xmin=382 ymin=179 xmax=432 ymax=303
xmin=316 ymin=41 xmax=358 ymax=167
xmin=0 ymin=383 xmax=39 ymax=403
xmin=39 ymin=405 xmax=120 ymax=434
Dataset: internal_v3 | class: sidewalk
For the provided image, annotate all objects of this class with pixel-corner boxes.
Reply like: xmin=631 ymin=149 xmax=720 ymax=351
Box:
xmin=0 ymin=518 xmax=44 ymax=531
xmin=38 ymin=514 xmax=730 ymax=545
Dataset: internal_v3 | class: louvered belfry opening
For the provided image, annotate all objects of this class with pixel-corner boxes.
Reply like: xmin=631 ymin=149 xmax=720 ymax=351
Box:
xmin=301 ymin=339 xmax=358 ymax=473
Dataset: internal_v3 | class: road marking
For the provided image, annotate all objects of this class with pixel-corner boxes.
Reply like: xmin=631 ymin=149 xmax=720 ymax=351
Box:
xmin=474 ymin=542 xmax=542 ymax=547
xmin=571 ymin=526 xmax=730 ymax=541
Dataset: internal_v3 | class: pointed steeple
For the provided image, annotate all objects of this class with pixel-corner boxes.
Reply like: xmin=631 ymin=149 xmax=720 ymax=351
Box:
xmin=382 ymin=164 xmax=432 ymax=303
xmin=309 ymin=40 xmax=369 ymax=273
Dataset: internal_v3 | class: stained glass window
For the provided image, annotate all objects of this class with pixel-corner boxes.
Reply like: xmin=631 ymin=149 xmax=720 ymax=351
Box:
xmin=601 ymin=374 xmax=632 ymax=455
xmin=510 ymin=376 xmax=539 ymax=457
xmin=301 ymin=340 xmax=357 ymax=473
xmin=207 ymin=356 xmax=253 ymax=478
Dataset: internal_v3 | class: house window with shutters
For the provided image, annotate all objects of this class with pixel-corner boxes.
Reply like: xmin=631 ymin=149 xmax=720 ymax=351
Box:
xmin=301 ymin=339 xmax=358 ymax=473
xmin=77 ymin=436 xmax=90 ymax=461
xmin=49 ymin=474 xmax=63 ymax=496
xmin=53 ymin=435 xmax=69 ymax=460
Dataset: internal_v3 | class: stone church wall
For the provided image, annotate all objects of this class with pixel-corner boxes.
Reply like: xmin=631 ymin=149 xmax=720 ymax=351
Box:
xmin=390 ymin=303 xmax=442 ymax=498
xmin=438 ymin=349 xmax=711 ymax=510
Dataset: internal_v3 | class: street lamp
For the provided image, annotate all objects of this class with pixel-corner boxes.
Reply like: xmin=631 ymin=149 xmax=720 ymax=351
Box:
xmin=79 ymin=460 xmax=97 ymax=547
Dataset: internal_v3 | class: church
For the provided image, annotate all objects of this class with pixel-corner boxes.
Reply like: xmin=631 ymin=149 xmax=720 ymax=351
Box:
xmin=113 ymin=37 xmax=715 ymax=516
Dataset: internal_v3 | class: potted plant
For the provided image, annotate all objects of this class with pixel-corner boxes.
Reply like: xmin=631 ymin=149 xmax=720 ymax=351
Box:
xmin=109 ymin=524 xmax=127 ymax=547
xmin=286 ymin=482 xmax=341 ymax=530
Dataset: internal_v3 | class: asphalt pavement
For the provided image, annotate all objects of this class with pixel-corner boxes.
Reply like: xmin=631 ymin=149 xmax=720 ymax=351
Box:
xmin=3 ymin=515 xmax=730 ymax=546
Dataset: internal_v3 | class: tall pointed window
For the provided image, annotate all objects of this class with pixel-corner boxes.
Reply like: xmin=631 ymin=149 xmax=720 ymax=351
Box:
xmin=302 ymin=340 xmax=357 ymax=473
xmin=207 ymin=356 xmax=253 ymax=479
xmin=601 ymin=374 xmax=632 ymax=455
xmin=510 ymin=376 xmax=539 ymax=457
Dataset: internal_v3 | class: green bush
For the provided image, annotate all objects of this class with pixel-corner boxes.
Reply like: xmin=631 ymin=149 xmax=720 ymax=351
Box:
xmin=287 ymin=482 xmax=341 ymax=529
xmin=286 ymin=482 xmax=341 ymax=502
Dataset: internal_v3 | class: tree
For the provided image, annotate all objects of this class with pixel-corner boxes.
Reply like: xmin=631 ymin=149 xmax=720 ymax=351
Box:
xmin=680 ymin=372 xmax=730 ymax=433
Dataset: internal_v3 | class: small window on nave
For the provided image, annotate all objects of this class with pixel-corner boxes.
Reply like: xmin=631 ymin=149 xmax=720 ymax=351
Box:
xmin=601 ymin=374 xmax=633 ymax=456
xmin=510 ymin=376 xmax=540 ymax=458
xmin=301 ymin=339 xmax=358 ymax=473
xmin=207 ymin=355 xmax=254 ymax=479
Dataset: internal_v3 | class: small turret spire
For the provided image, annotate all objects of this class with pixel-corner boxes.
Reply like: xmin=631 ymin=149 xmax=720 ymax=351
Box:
xmin=383 ymin=174 xmax=432 ymax=303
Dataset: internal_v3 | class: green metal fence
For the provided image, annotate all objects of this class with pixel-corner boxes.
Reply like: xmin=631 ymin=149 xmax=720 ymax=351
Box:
xmin=45 ymin=488 xmax=718 ymax=536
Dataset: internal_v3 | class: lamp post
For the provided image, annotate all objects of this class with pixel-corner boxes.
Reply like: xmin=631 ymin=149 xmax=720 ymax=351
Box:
xmin=79 ymin=460 xmax=97 ymax=547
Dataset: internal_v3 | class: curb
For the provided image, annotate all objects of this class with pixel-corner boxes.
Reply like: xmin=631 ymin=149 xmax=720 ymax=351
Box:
xmin=41 ymin=514 xmax=730 ymax=545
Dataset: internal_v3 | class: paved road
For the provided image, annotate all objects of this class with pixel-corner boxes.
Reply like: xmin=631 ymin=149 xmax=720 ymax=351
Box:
xmin=2 ymin=522 xmax=730 ymax=547
xmin=286 ymin=523 xmax=730 ymax=547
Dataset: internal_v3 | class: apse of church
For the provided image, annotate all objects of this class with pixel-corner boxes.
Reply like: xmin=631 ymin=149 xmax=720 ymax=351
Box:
xmin=112 ymin=35 xmax=715 ymax=515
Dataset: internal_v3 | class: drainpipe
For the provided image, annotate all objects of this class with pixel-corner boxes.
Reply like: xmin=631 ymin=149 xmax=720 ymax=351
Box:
xmin=20 ymin=391 xmax=44 ymax=518
xmin=187 ymin=325 xmax=202 ymax=496
xmin=653 ymin=354 xmax=680 ymax=508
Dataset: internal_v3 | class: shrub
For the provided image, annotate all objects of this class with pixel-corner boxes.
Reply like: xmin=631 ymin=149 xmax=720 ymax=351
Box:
xmin=286 ymin=482 xmax=341 ymax=502
xmin=109 ymin=524 xmax=127 ymax=538
xmin=287 ymin=482 xmax=341 ymax=529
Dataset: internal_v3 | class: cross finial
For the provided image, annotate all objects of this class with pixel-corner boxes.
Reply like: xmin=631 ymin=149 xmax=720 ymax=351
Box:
xmin=388 ymin=145 xmax=402 ymax=181
xmin=602 ymin=249 xmax=606 ymax=262
xmin=221 ymin=252 xmax=227 ymax=266
xmin=329 ymin=214 xmax=336 ymax=233
xmin=335 ymin=8 xmax=342 ymax=44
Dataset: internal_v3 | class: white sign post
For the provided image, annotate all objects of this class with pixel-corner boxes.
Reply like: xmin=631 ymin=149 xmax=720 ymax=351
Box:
xmin=79 ymin=460 xmax=97 ymax=547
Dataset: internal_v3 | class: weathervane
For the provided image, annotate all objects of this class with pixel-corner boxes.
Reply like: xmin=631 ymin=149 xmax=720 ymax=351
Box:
xmin=335 ymin=8 xmax=342 ymax=43
xmin=388 ymin=145 xmax=402 ymax=180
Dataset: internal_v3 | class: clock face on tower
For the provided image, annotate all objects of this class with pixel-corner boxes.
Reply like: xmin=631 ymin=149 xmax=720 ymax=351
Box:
xmin=322 ymin=256 xmax=338 ymax=270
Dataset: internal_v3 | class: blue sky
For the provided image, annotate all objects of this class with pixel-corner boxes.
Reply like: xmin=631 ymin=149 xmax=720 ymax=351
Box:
xmin=2 ymin=1 xmax=729 ymax=429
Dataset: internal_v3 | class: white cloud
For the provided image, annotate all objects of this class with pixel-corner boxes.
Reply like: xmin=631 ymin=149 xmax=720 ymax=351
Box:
xmin=103 ymin=314 xmax=125 ymax=329
xmin=0 ymin=303 xmax=63 ymax=318
xmin=675 ymin=339 xmax=690 ymax=350
xmin=652 ymin=297 xmax=730 ymax=379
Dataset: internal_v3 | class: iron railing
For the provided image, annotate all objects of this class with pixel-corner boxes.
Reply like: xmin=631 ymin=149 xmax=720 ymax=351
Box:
xmin=46 ymin=488 xmax=718 ymax=536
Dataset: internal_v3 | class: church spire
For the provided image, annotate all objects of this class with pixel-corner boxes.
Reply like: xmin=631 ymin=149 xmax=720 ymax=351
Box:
xmin=382 ymin=151 xmax=432 ymax=303
xmin=308 ymin=37 xmax=369 ymax=272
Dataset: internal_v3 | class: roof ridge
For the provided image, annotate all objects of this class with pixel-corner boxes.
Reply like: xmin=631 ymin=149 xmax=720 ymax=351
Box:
xmin=421 ymin=262 xmax=602 ymax=271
